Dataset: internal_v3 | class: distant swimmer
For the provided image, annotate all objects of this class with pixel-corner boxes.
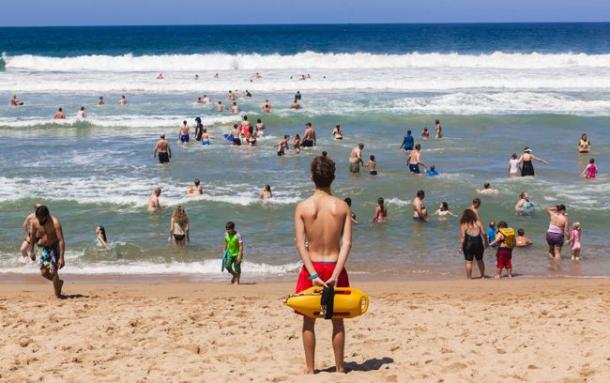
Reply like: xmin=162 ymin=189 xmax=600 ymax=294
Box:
xmin=9 ymin=94 xmax=24 ymax=107
xmin=519 ymin=147 xmax=548 ymax=177
xmin=201 ymin=95 xmax=210 ymax=104
xmin=577 ymin=133 xmax=591 ymax=153
xmin=194 ymin=74 xmax=199 ymax=80
xmin=245 ymin=90 xmax=252 ymax=97
xmin=214 ymin=73 xmax=220 ymax=79
xmin=178 ymin=120 xmax=190 ymax=144
xmin=96 ymin=226 xmax=110 ymax=249
xmin=29 ymin=205 xmax=66 ymax=298
xmin=148 ymin=187 xmax=162 ymax=212
xmin=153 ymin=134 xmax=172 ymax=163
xmin=459 ymin=208 xmax=487 ymax=279
xmin=515 ymin=228 xmax=533 ymax=248
xmin=515 ymin=192 xmax=534 ymax=215
xmin=421 ymin=127 xmax=430 ymax=141
xmin=366 ymin=155 xmax=377 ymax=175
xmin=434 ymin=120 xmax=443 ymax=139
xmin=290 ymin=98 xmax=302 ymax=109
xmin=426 ymin=165 xmax=439 ymax=176
xmin=344 ymin=197 xmax=357 ymax=223
xmin=54 ymin=107 xmax=65 ymax=119
xmin=277 ymin=135 xmax=289 ymax=156
xmin=348 ymin=143 xmax=364 ymax=173
xmin=546 ymin=204 xmax=568 ymax=260
xmin=293 ymin=134 xmax=302 ymax=153
xmin=302 ymin=122 xmax=316 ymax=147
xmin=216 ymin=101 xmax=225 ymax=112
xmin=77 ymin=106 xmax=86 ymax=119
xmin=372 ymin=197 xmax=387 ymax=223
xmin=187 ymin=178 xmax=204 ymax=195
xmin=262 ymin=99 xmax=272 ymax=113
xmin=259 ymin=184 xmax=272 ymax=199
xmin=196 ymin=97 xmax=205 ymax=104
xmin=97 ymin=96 xmax=105 ymax=105
xmin=581 ymin=158 xmax=598 ymax=179
xmin=228 ymin=90 xmax=237 ymax=101
xmin=169 ymin=205 xmax=190 ymax=246
xmin=412 ymin=190 xmax=428 ymax=222
xmin=407 ymin=144 xmax=427 ymax=174
xmin=332 ymin=124 xmax=343 ymax=140
xmin=294 ymin=155 xmax=352 ymax=374
xmin=400 ymin=130 xmax=414 ymax=151
xmin=194 ymin=117 xmax=203 ymax=141
xmin=255 ymin=119 xmax=265 ymax=137
xmin=478 ymin=183 xmax=499 ymax=196
xmin=119 ymin=95 xmax=127 ymax=105
xmin=254 ymin=72 xmax=262 ymax=79
xmin=20 ymin=204 xmax=42 ymax=259
xmin=294 ymin=90 xmax=302 ymax=101
xmin=231 ymin=102 xmax=240 ymax=114
xmin=433 ymin=202 xmax=457 ymax=218
xmin=156 ymin=73 xmax=164 ymax=80
xmin=508 ymin=153 xmax=521 ymax=176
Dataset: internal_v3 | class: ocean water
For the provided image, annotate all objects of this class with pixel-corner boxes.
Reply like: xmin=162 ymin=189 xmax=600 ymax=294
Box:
xmin=1 ymin=24 xmax=609 ymax=279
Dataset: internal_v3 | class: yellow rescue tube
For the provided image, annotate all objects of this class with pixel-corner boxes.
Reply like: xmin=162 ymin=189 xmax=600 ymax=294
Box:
xmin=284 ymin=287 xmax=369 ymax=319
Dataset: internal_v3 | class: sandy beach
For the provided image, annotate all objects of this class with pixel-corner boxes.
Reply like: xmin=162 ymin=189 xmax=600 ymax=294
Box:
xmin=1 ymin=277 xmax=609 ymax=382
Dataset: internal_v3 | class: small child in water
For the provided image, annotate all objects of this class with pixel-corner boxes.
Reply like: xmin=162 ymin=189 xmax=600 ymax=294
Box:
xmin=433 ymin=202 xmax=456 ymax=218
xmin=515 ymin=228 xmax=533 ymax=247
xmin=581 ymin=158 xmax=597 ymax=179
xmin=487 ymin=221 xmax=496 ymax=245
xmin=372 ymin=197 xmax=387 ymax=223
xmin=427 ymin=165 xmax=439 ymax=176
xmin=344 ymin=197 xmax=357 ymax=223
xmin=568 ymin=222 xmax=582 ymax=260
xmin=479 ymin=183 xmax=499 ymax=195
xmin=96 ymin=226 xmax=110 ymax=249
xmin=366 ymin=155 xmax=377 ymax=175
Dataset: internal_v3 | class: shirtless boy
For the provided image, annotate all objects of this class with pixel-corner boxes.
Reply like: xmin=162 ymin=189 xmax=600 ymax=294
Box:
xmin=407 ymin=144 xmax=426 ymax=174
xmin=29 ymin=206 xmax=65 ymax=298
xmin=294 ymin=156 xmax=352 ymax=374
xmin=148 ymin=187 xmax=162 ymax=212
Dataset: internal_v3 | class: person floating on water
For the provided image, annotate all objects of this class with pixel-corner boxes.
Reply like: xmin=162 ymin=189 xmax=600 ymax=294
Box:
xmin=427 ymin=165 xmax=439 ymax=176
xmin=400 ymin=130 xmax=414 ymax=151
xmin=332 ymin=124 xmax=343 ymax=140
xmin=294 ymin=155 xmax=352 ymax=374
xmin=433 ymin=202 xmax=456 ymax=218
xmin=54 ymin=107 xmax=65 ymax=119
xmin=412 ymin=190 xmax=428 ymax=222
xmin=187 ymin=179 xmax=204 ymax=195
xmin=407 ymin=144 xmax=426 ymax=174
xmin=515 ymin=228 xmax=533 ymax=248
xmin=259 ymin=184 xmax=272 ymax=199
xmin=223 ymin=221 xmax=243 ymax=285
xmin=148 ymin=187 xmax=162 ymax=212
xmin=372 ymin=197 xmax=388 ymax=223
xmin=29 ymin=205 xmax=66 ymax=298
xmin=489 ymin=221 xmax=515 ymax=279
xmin=546 ymin=204 xmax=568 ymax=260
xmin=302 ymin=123 xmax=316 ymax=147
xmin=459 ymin=208 xmax=487 ymax=279
xmin=581 ymin=158 xmax=597 ymax=179
xmin=153 ymin=134 xmax=171 ymax=164
xmin=478 ymin=183 xmax=498 ymax=196
xmin=96 ymin=226 xmax=110 ymax=249
xmin=519 ymin=147 xmax=548 ymax=177
xmin=348 ymin=144 xmax=364 ymax=173
xmin=577 ymin=133 xmax=591 ymax=153
xmin=169 ymin=205 xmax=189 ymax=247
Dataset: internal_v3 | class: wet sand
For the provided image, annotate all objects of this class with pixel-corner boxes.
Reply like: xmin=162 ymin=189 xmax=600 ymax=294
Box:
xmin=1 ymin=278 xmax=609 ymax=382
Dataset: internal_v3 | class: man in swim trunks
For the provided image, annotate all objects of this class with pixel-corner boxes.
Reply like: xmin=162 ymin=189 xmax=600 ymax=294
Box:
xmin=153 ymin=134 xmax=171 ymax=163
xmin=277 ymin=135 xmax=289 ymax=156
xmin=412 ymin=190 xmax=428 ymax=222
xmin=407 ymin=144 xmax=426 ymax=174
xmin=302 ymin=123 xmax=316 ymax=147
xmin=400 ymin=130 xmax=414 ymax=151
xmin=148 ymin=187 xmax=162 ymax=212
xmin=29 ymin=205 xmax=65 ymax=298
xmin=178 ymin=121 xmax=190 ymax=144
xmin=294 ymin=155 xmax=352 ymax=374
xmin=546 ymin=204 xmax=569 ymax=260
xmin=348 ymin=143 xmax=364 ymax=173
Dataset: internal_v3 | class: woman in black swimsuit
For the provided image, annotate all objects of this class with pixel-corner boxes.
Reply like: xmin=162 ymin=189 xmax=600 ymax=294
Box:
xmin=459 ymin=209 xmax=487 ymax=279
xmin=519 ymin=147 xmax=548 ymax=177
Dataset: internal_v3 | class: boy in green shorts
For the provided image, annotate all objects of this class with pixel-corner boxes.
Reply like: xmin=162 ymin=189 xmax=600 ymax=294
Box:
xmin=223 ymin=221 xmax=243 ymax=284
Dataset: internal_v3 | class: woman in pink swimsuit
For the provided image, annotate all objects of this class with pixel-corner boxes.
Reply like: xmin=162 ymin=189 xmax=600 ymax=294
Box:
xmin=581 ymin=158 xmax=598 ymax=179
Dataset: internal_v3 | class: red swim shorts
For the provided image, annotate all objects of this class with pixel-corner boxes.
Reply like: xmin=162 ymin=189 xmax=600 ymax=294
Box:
xmin=496 ymin=248 xmax=513 ymax=270
xmin=295 ymin=261 xmax=350 ymax=293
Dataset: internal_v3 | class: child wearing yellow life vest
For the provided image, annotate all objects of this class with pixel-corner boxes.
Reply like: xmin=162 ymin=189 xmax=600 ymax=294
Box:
xmin=489 ymin=221 xmax=515 ymax=279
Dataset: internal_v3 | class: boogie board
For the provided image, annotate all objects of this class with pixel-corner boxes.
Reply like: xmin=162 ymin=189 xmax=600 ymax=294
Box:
xmin=284 ymin=287 xmax=369 ymax=319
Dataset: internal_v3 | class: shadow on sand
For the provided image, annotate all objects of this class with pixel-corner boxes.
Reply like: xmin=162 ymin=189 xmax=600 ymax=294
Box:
xmin=319 ymin=357 xmax=394 ymax=373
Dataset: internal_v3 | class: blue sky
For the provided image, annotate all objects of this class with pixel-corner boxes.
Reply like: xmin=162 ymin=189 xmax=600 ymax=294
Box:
xmin=1 ymin=0 xmax=609 ymax=26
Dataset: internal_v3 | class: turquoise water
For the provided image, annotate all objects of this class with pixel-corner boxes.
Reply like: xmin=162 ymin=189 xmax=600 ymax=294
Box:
xmin=0 ymin=24 xmax=609 ymax=278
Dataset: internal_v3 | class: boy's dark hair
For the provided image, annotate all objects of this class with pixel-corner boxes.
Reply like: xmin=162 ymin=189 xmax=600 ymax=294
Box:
xmin=556 ymin=204 xmax=566 ymax=212
xmin=370 ymin=155 xmax=375 ymax=161
xmin=322 ymin=151 xmax=328 ymax=157
xmin=377 ymin=197 xmax=384 ymax=205
xmin=416 ymin=190 xmax=425 ymax=198
xmin=472 ymin=198 xmax=481 ymax=207
xmin=344 ymin=197 xmax=351 ymax=206
xmin=225 ymin=221 xmax=235 ymax=230
xmin=484 ymin=183 xmax=490 ymax=188
xmin=311 ymin=156 xmax=336 ymax=188
xmin=498 ymin=221 xmax=508 ymax=228
xmin=415 ymin=144 xmax=421 ymax=150
xmin=517 ymin=228 xmax=525 ymax=236
xmin=589 ymin=158 xmax=595 ymax=164
xmin=35 ymin=205 xmax=50 ymax=219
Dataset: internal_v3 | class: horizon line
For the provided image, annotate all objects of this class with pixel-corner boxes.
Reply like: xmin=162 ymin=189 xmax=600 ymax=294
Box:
xmin=1 ymin=20 xmax=610 ymax=28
